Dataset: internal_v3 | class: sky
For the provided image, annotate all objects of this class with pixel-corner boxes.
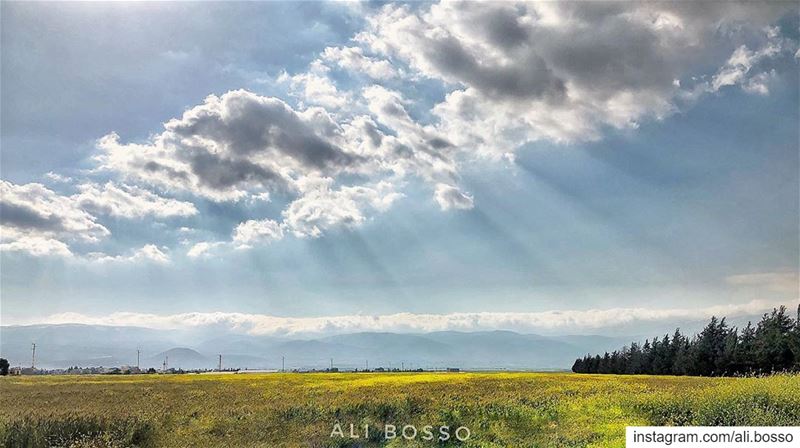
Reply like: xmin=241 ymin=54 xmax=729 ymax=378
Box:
xmin=1 ymin=1 xmax=798 ymax=336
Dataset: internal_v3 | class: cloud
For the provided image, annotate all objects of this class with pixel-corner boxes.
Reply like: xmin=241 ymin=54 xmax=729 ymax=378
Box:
xmin=0 ymin=236 xmax=73 ymax=257
xmin=707 ymin=32 xmax=789 ymax=96
xmin=232 ymin=219 xmax=284 ymax=247
xmin=207 ymin=178 xmax=403 ymax=249
xmin=44 ymin=172 xmax=73 ymax=183
xmin=249 ymin=192 xmax=271 ymax=203
xmin=92 ymin=88 xmax=425 ymax=245
xmin=186 ymin=241 xmax=225 ymax=258
xmin=94 ymin=90 xmax=362 ymax=202
xmin=282 ymin=178 xmax=403 ymax=237
xmin=283 ymin=68 xmax=351 ymax=109
xmin=726 ymin=272 xmax=799 ymax=294
xmin=0 ymin=180 xmax=109 ymax=251
xmin=360 ymin=85 xmax=459 ymax=184
xmin=132 ymin=244 xmax=170 ymax=264
xmin=434 ymin=183 xmax=474 ymax=211
xmin=12 ymin=299 xmax=788 ymax=337
xmin=0 ymin=179 xmax=196 ymax=257
xmin=88 ymin=244 xmax=169 ymax=264
xmin=320 ymin=46 xmax=398 ymax=80
xmin=65 ymin=2 xmax=795 ymax=252
xmin=357 ymin=2 xmax=796 ymax=154
xmin=73 ymin=182 xmax=197 ymax=218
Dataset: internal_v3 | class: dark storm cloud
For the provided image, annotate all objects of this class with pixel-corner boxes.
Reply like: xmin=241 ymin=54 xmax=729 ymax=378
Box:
xmin=479 ymin=6 xmax=530 ymax=49
xmin=185 ymin=150 xmax=286 ymax=192
xmin=143 ymin=161 xmax=191 ymax=182
xmin=371 ymin=1 xmax=797 ymax=106
xmin=0 ymin=202 xmax=64 ymax=233
xmin=166 ymin=92 xmax=358 ymax=170
xmin=427 ymin=137 xmax=453 ymax=150
xmin=98 ymin=90 xmax=373 ymax=201
xmin=421 ymin=34 xmax=566 ymax=101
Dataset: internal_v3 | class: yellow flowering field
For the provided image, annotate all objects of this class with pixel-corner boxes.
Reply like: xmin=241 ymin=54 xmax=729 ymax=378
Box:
xmin=1 ymin=372 xmax=798 ymax=447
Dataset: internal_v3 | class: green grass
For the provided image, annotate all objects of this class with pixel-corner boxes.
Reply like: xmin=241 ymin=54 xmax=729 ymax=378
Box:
xmin=1 ymin=372 xmax=798 ymax=447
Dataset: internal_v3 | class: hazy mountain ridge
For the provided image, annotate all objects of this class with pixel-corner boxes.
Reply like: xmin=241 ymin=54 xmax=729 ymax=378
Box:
xmin=0 ymin=324 xmax=638 ymax=370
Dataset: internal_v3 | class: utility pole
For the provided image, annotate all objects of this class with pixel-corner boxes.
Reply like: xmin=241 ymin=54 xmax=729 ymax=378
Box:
xmin=281 ymin=356 xmax=285 ymax=373
xmin=401 ymin=362 xmax=404 ymax=371
xmin=365 ymin=360 xmax=368 ymax=371
xmin=31 ymin=343 xmax=36 ymax=369
xmin=330 ymin=358 xmax=333 ymax=371
xmin=136 ymin=349 xmax=140 ymax=370
xmin=218 ymin=354 xmax=222 ymax=372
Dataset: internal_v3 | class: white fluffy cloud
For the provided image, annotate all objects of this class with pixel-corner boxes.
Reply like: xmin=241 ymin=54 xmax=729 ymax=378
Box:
xmin=0 ymin=236 xmax=73 ymax=257
xmin=282 ymin=178 xmax=403 ymax=237
xmin=13 ymin=299 xmax=786 ymax=337
xmin=73 ymin=182 xmax=197 ymax=218
xmin=88 ymin=244 xmax=170 ymax=264
xmin=1 ymin=180 xmax=193 ymax=258
xmin=710 ymin=35 xmax=785 ymax=95
xmin=7 ymin=2 xmax=794 ymax=257
xmin=434 ymin=183 xmax=474 ymax=211
xmin=320 ymin=46 xmax=398 ymax=80
xmin=94 ymin=90 xmax=362 ymax=202
xmin=357 ymin=2 xmax=795 ymax=155
xmin=232 ymin=219 xmax=284 ymax=247
xmin=283 ymin=68 xmax=351 ymax=109
xmin=0 ymin=180 xmax=110 ymax=247
xmin=44 ymin=172 xmax=73 ymax=183
xmin=93 ymin=87 xmax=451 ymax=248
xmin=186 ymin=241 xmax=225 ymax=258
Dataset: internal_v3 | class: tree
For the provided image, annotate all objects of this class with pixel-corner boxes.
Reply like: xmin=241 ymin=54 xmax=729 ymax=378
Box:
xmin=571 ymin=357 xmax=584 ymax=373
xmin=717 ymin=328 xmax=738 ymax=375
xmin=754 ymin=306 xmax=795 ymax=372
xmin=623 ymin=343 xmax=635 ymax=374
xmin=600 ymin=352 xmax=611 ymax=374
xmin=691 ymin=317 xmax=731 ymax=375
xmin=571 ymin=302 xmax=800 ymax=377
xmin=651 ymin=335 xmax=672 ymax=374
xmin=0 ymin=358 xmax=9 ymax=376
xmin=791 ymin=305 xmax=800 ymax=371
xmin=641 ymin=339 xmax=653 ymax=373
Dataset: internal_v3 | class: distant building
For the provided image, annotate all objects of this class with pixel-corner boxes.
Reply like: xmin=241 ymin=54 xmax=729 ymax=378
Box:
xmin=447 ymin=368 xmax=460 ymax=372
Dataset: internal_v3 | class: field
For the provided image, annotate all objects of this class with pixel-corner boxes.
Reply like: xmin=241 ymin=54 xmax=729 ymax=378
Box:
xmin=1 ymin=372 xmax=799 ymax=448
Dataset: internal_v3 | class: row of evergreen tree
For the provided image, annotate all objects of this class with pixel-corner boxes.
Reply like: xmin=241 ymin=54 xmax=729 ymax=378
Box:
xmin=572 ymin=305 xmax=800 ymax=376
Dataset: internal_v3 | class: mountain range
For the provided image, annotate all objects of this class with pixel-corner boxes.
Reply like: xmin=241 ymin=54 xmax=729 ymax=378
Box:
xmin=0 ymin=324 xmax=635 ymax=370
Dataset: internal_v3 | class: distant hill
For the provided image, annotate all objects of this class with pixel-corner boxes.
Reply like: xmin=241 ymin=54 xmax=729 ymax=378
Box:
xmin=148 ymin=348 xmax=209 ymax=369
xmin=1 ymin=324 xmax=633 ymax=370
